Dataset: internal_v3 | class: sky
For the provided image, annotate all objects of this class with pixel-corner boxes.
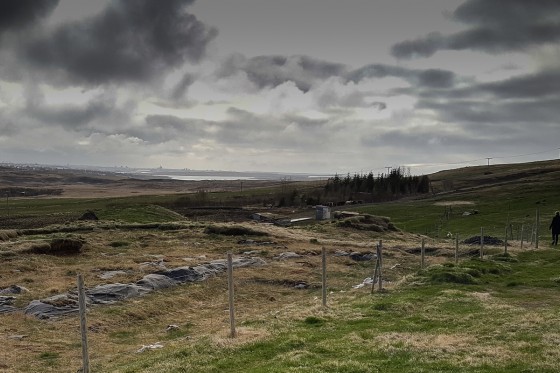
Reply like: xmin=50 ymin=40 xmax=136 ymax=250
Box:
xmin=0 ymin=0 xmax=559 ymax=175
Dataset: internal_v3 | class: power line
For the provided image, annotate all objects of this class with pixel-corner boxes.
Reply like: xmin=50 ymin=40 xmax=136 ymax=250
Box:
xmin=492 ymin=149 xmax=558 ymax=159
xmin=340 ymin=148 xmax=559 ymax=176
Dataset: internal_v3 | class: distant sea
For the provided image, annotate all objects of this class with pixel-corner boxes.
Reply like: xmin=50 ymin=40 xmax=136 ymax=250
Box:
xmin=154 ymin=174 xmax=257 ymax=181
xmin=142 ymin=170 xmax=331 ymax=181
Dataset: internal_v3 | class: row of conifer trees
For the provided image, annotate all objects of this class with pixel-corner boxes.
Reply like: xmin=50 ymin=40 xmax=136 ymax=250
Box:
xmin=323 ymin=167 xmax=430 ymax=202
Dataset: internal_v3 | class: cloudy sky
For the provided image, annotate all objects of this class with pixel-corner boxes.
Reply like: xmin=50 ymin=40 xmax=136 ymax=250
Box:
xmin=0 ymin=0 xmax=559 ymax=175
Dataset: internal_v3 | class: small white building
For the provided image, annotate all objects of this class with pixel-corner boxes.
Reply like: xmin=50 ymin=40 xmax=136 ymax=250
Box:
xmin=315 ymin=205 xmax=331 ymax=220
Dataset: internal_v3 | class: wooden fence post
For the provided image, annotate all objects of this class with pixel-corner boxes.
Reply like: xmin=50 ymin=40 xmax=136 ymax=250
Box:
xmin=509 ymin=224 xmax=514 ymax=240
xmin=535 ymin=208 xmax=540 ymax=249
xmin=370 ymin=241 xmax=384 ymax=293
xmin=227 ymin=252 xmax=237 ymax=338
xmin=421 ymin=238 xmax=425 ymax=269
xmin=77 ymin=274 xmax=90 ymax=373
xmin=455 ymin=234 xmax=459 ymax=264
xmin=480 ymin=227 xmax=484 ymax=259
xmin=378 ymin=240 xmax=383 ymax=291
xmin=321 ymin=247 xmax=327 ymax=307
xmin=504 ymin=226 xmax=508 ymax=254
xmin=371 ymin=245 xmax=379 ymax=294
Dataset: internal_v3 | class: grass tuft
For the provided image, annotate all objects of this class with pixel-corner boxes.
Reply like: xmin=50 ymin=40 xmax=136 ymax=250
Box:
xmin=303 ymin=316 xmax=325 ymax=326
xmin=204 ymin=225 xmax=268 ymax=236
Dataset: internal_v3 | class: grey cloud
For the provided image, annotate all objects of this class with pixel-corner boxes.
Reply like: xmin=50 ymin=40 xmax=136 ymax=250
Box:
xmin=347 ymin=64 xmax=456 ymax=88
xmin=419 ymin=96 xmax=560 ymax=125
xmin=142 ymin=114 xmax=206 ymax=143
xmin=453 ymin=0 xmax=560 ymax=26
xmin=417 ymin=69 xmax=456 ymax=89
xmin=413 ymin=68 xmax=560 ymax=105
xmin=19 ymin=90 xmax=135 ymax=136
xmin=0 ymin=112 xmax=17 ymax=137
xmin=142 ymin=109 xmax=337 ymax=151
xmin=217 ymin=54 xmax=347 ymax=91
xmin=142 ymin=110 xmax=261 ymax=146
xmin=418 ymin=68 xmax=560 ymax=101
xmin=392 ymin=0 xmax=560 ymax=58
xmin=171 ymin=73 xmax=196 ymax=101
xmin=362 ymin=128 xmax=470 ymax=149
xmin=314 ymin=88 xmax=388 ymax=110
xmin=361 ymin=122 xmax=543 ymax=158
xmin=216 ymin=108 xmax=351 ymax=150
xmin=390 ymin=33 xmax=446 ymax=59
xmin=27 ymin=97 xmax=116 ymax=128
xmin=225 ymin=107 xmax=261 ymax=124
xmin=283 ymin=114 xmax=329 ymax=128
xmin=21 ymin=0 xmax=217 ymax=84
xmin=0 ymin=0 xmax=59 ymax=33
xmin=478 ymin=70 xmax=560 ymax=99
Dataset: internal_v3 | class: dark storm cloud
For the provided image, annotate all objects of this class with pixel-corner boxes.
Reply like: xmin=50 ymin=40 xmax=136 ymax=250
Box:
xmin=0 ymin=0 xmax=59 ymax=33
xmin=347 ymin=64 xmax=456 ymax=88
xmin=217 ymin=54 xmax=347 ymax=91
xmin=392 ymin=0 xmax=560 ymax=58
xmin=21 ymin=0 xmax=217 ymax=84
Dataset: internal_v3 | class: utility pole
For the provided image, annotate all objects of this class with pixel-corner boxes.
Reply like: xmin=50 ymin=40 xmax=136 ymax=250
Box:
xmin=486 ymin=158 xmax=492 ymax=166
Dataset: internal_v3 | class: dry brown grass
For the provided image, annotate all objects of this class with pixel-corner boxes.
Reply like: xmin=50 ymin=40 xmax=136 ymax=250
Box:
xmin=0 ymin=219 xmax=464 ymax=372
xmin=0 ymin=229 xmax=18 ymax=241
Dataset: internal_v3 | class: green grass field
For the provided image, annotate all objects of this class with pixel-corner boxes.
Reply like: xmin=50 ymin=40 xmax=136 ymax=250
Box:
xmin=103 ymin=250 xmax=560 ymax=373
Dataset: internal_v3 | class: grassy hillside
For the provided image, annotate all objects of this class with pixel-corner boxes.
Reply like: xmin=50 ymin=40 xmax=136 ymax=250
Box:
xmin=1 ymin=160 xmax=560 ymax=372
xmin=356 ymin=160 xmax=560 ymax=242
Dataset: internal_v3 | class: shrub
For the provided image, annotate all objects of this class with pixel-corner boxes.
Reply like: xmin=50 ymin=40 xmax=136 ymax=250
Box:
xmin=303 ymin=316 xmax=325 ymax=326
xmin=430 ymin=270 xmax=478 ymax=284
xmin=26 ymin=238 xmax=84 ymax=255
xmin=336 ymin=214 xmax=399 ymax=232
xmin=424 ymin=265 xmax=479 ymax=285
xmin=109 ymin=241 xmax=130 ymax=248
xmin=204 ymin=225 xmax=268 ymax=236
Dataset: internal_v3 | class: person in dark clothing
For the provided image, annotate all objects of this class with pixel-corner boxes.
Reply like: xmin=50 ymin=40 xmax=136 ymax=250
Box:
xmin=550 ymin=211 xmax=560 ymax=246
